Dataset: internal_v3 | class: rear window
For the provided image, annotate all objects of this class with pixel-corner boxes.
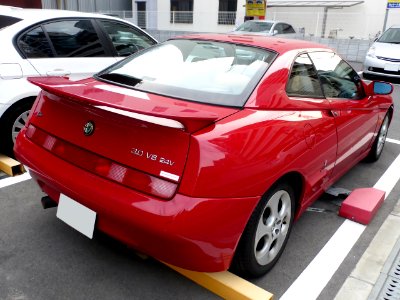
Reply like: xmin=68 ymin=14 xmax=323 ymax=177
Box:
xmin=96 ymin=39 xmax=276 ymax=107
xmin=0 ymin=15 xmax=21 ymax=30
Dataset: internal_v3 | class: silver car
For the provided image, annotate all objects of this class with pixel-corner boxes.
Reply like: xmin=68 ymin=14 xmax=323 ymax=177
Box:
xmin=232 ymin=20 xmax=296 ymax=37
xmin=363 ymin=25 xmax=400 ymax=79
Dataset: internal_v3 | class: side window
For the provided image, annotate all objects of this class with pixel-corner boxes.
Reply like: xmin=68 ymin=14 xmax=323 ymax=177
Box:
xmin=309 ymin=52 xmax=365 ymax=99
xmin=0 ymin=16 xmax=22 ymax=29
xmin=282 ymin=24 xmax=295 ymax=34
xmin=286 ymin=53 xmax=324 ymax=98
xmin=18 ymin=26 xmax=54 ymax=58
xmin=98 ymin=20 xmax=156 ymax=57
xmin=43 ymin=19 xmax=106 ymax=57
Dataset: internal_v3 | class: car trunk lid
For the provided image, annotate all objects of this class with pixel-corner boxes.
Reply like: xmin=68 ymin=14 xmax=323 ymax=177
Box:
xmin=27 ymin=76 xmax=238 ymax=187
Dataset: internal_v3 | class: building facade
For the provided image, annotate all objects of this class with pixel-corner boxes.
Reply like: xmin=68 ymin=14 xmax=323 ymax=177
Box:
xmin=127 ymin=0 xmax=400 ymax=40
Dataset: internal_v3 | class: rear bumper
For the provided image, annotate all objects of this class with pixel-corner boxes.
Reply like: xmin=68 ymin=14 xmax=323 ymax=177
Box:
xmin=14 ymin=128 xmax=260 ymax=272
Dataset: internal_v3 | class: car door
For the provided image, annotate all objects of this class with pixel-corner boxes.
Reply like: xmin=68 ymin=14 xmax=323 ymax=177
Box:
xmin=17 ymin=18 xmax=116 ymax=80
xmin=309 ymin=51 xmax=380 ymax=179
xmin=286 ymin=53 xmax=338 ymax=195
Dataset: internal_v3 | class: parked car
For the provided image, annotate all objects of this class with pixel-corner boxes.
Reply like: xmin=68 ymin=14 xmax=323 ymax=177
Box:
xmin=232 ymin=20 xmax=297 ymax=37
xmin=0 ymin=6 xmax=157 ymax=157
xmin=15 ymin=34 xmax=393 ymax=278
xmin=363 ymin=25 xmax=400 ymax=80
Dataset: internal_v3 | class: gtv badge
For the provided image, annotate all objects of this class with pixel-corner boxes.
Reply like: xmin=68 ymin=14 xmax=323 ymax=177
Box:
xmin=83 ymin=121 xmax=95 ymax=136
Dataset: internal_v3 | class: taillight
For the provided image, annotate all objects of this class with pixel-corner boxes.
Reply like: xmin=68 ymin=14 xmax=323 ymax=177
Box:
xmin=26 ymin=125 xmax=177 ymax=199
xmin=123 ymin=170 xmax=177 ymax=199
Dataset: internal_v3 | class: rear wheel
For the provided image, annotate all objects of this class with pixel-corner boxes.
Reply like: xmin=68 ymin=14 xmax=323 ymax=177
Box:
xmin=0 ymin=99 xmax=34 ymax=158
xmin=366 ymin=114 xmax=389 ymax=162
xmin=231 ymin=182 xmax=295 ymax=278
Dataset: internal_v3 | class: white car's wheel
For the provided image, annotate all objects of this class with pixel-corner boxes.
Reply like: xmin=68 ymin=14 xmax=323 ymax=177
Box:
xmin=0 ymin=99 xmax=34 ymax=158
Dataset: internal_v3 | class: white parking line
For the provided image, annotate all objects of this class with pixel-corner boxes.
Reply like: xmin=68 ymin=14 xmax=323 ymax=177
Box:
xmin=0 ymin=172 xmax=31 ymax=189
xmin=387 ymin=138 xmax=400 ymax=145
xmin=281 ymin=152 xmax=400 ymax=300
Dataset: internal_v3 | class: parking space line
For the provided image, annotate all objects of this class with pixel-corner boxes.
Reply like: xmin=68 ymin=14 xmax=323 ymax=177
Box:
xmin=387 ymin=138 xmax=400 ymax=145
xmin=0 ymin=172 xmax=31 ymax=189
xmin=280 ymin=152 xmax=400 ymax=300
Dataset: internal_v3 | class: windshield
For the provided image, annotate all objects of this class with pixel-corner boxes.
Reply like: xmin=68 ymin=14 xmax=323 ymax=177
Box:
xmin=378 ymin=28 xmax=400 ymax=44
xmin=235 ymin=21 xmax=273 ymax=33
xmin=96 ymin=39 xmax=276 ymax=107
xmin=0 ymin=15 xmax=21 ymax=30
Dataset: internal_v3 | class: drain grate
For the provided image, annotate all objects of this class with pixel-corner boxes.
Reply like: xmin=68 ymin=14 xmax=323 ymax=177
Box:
xmin=388 ymin=255 xmax=400 ymax=280
xmin=378 ymin=277 xmax=400 ymax=300
xmin=378 ymin=252 xmax=400 ymax=300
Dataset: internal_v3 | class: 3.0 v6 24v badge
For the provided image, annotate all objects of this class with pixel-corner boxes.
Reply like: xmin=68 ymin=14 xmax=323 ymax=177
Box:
xmin=131 ymin=147 xmax=175 ymax=166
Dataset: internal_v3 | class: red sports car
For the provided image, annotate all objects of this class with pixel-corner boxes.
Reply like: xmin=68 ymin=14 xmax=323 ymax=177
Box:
xmin=14 ymin=34 xmax=393 ymax=278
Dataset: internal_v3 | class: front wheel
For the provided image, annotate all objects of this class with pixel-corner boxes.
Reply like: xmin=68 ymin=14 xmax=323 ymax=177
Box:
xmin=231 ymin=182 xmax=295 ymax=278
xmin=366 ymin=114 xmax=389 ymax=162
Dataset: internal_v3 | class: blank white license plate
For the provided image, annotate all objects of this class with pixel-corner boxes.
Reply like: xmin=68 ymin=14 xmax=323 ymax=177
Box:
xmin=56 ymin=194 xmax=96 ymax=239
xmin=384 ymin=63 xmax=399 ymax=72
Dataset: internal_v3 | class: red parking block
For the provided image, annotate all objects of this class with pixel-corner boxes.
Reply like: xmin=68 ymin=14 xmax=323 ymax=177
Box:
xmin=338 ymin=188 xmax=385 ymax=225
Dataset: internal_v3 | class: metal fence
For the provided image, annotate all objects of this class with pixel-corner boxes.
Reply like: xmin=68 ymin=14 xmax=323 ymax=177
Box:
xmin=100 ymin=10 xmax=133 ymax=19
xmin=170 ymin=11 xmax=194 ymax=24
xmin=218 ymin=11 xmax=236 ymax=25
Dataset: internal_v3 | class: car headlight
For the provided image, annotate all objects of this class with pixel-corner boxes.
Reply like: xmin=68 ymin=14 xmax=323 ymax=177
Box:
xmin=366 ymin=46 xmax=376 ymax=58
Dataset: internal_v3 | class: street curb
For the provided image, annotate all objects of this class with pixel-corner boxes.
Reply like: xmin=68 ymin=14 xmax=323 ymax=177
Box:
xmin=334 ymin=199 xmax=400 ymax=300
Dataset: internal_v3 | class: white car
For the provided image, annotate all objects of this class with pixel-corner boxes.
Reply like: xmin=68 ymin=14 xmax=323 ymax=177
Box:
xmin=363 ymin=25 xmax=400 ymax=80
xmin=232 ymin=20 xmax=297 ymax=37
xmin=0 ymin=6 xmax=157 ymax=157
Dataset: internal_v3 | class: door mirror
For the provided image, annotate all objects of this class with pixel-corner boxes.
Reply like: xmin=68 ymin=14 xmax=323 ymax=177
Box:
xmin=272 ymin=30 xmax=278 ymax=36
xmin=373 ymin=81 xmax=393 ymax=95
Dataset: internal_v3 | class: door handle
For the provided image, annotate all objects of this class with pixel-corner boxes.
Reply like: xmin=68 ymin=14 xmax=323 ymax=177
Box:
xmin=329 ymin=110 xmax=339 ymax=117
xmin=46 ymin=69 xmax=71 ymax=76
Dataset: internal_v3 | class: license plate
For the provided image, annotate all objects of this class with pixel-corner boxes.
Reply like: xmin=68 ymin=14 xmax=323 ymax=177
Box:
xmin=384 ymin=63 xmax=399 ymax=72
xmin=56 ymin=194 xmax=96 ymax=239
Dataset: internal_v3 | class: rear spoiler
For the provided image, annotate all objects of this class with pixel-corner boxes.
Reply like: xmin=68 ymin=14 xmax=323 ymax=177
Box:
xmin=28 ymin=77 xmax=220 ymax=133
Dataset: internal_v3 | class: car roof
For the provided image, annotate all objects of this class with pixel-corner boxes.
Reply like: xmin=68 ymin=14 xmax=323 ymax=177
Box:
xmin=0 ymin=6 xmax=123 ymax=23
xmin=242 ymin=20 xmax=287 ymax=24
xmin=171 ymin=33 xmax=331 ymax=54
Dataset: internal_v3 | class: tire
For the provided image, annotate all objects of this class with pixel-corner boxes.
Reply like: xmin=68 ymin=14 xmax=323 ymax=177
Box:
xmin=0 ymin=99 xmax=34 ymax=158
xmin=365 ymin=114 xmax=389 ymax=162
xmin=231 ymin=182 xmax=295 ymax=278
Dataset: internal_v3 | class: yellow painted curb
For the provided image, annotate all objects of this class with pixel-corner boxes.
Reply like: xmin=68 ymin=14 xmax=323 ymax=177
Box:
xmin=164 ymin=263 xmax=274 ymax=300
xmin=0 ymin=154 xmax=25 ymax=176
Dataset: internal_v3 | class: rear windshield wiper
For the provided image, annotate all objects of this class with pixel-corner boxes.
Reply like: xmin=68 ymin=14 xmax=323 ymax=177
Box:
xmin=97 ymin=73 xmax=142 ymax=86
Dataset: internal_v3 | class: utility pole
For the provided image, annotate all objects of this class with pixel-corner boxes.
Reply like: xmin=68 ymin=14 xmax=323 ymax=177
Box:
xmin=383 ymin=8 xmax=389 ymax=32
